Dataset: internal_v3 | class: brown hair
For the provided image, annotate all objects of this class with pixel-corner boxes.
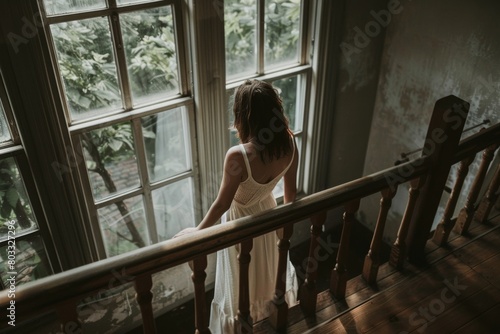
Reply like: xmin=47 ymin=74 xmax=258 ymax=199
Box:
xmin=232 ymin=79 xmax=292 ymax=162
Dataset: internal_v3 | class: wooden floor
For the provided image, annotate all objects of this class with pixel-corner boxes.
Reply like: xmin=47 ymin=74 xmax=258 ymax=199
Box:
xmin=255 ymin=210 xmax=500 ymax=334
xmin=128 ymin=209 xmax=500 ymax=334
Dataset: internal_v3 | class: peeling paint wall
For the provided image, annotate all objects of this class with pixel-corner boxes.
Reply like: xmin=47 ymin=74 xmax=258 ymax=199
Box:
xmin=360 ymin=0 xmax=500 ymax=243
xmin=327 ymin=0 xmax=390 ymax=187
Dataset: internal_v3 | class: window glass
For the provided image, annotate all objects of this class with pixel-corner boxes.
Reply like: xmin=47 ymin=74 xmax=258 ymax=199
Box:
xmin=264 ymin=0 xmax=301 ymax=69
xmin=0 ymin=157 xmax=39 ymax=241
xmin=0 ymin=235 xmax=51 ymax=287
xmin=153 ymin=178 xmax=196 ymax=241
xmin=226 ymin=88 xmax=239 ymax=146
xmin=43 ymin=0 xmax=106 ymax=16
xmin=98 ymin=195 xmax=149 ymax=257
xmin=121 ymin=6 xmax=179 ymax=106
xmin=51 ymin=17 xmax=122 ymax=121
xmin=0 ymin=102 xmax=11 ymax=144
xmin=225 ymin=0 xmax=257 ymax=79
xmin=142 ymin=107 xmax=191 ymax=183
xmin=272 ymin=75 xmax=301 ymax=132
xmin=82 ymin=122 xmax=140 ymax=201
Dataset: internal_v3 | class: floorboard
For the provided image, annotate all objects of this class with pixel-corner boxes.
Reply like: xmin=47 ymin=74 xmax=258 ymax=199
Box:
xmin=293 ymin=213 xmax=500 ymax=334
xmin=126 ymin=210 xmax=500 ymax=334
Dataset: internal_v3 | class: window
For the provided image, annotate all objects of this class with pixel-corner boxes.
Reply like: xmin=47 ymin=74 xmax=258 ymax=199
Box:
xmin=224 ymin=0 xmax=311 ymax=197
xmin=41 ymin=0 xmax=198 ymax=258
xmin=0 ymin=0 xmax=327 ymax=293
xmin=0 ymin=72 xmax=54 ymax=289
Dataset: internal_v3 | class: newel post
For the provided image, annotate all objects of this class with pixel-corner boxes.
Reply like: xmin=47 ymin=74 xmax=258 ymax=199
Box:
xmin=406 ymin=96 xmax=469 ymax=264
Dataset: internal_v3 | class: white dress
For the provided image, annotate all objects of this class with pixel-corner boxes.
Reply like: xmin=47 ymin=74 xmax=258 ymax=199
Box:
xmin=208 ymin=143 xmax=299 ymax=334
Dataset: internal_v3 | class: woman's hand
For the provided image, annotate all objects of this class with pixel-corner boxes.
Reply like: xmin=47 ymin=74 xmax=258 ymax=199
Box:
xmin=173 ymin=227 xmax=198 ymax=238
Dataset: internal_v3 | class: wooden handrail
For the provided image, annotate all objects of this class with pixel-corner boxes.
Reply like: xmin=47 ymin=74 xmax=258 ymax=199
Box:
xmin=453 ymin=122 xmax=500 ymax=163
xmin=0 ymin=156 xmax=430 ymax=316
xmin=2 ymin=115 xmax=499 ymax=333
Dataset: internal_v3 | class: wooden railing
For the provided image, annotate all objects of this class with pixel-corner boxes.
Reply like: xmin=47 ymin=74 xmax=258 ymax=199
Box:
xmin=1 ymin=95 xmax=499 ymax=333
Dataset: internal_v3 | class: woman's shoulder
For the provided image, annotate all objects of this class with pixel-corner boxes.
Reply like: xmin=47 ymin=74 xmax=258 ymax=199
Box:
xmin=226 ymin=144 xmax=243 ymax=156
xmin=224 ymin=145 xmax=247 ymax=179
xmin=224 ymin=145 xmax=246 ymax=165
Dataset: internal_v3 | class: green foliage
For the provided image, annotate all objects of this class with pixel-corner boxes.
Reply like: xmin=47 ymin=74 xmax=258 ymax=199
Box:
xmin=52 ymin=18 xmax=121 ymax=115
xmin=225 ymin=0 xmax=301 ymax=76
xmin=51 ymin=5 xmax=179 ymax=116
xmin=265 ymin=0 xmax=301 ymax=65
xmin=85 ymin=122 xmax=135 ymax=167
xmin=0 ymin=158 xmax=34 ymax=232
xmin=121 ymin=7 xmax=178 ymax=101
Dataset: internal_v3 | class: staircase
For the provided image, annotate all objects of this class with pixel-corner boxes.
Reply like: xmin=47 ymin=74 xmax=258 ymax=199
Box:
xmin=1 ymin=95 xmax=499 ymax=334
xmin=254 ymin=210 xmax=500 ymax=333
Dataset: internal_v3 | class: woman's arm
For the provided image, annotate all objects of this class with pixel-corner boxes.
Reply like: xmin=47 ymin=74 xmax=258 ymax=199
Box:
xmin=174 ymin=146 xmax=244 ymax=237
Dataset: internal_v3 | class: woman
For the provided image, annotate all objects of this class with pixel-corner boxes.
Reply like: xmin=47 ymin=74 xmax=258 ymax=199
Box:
xmin=175 ymin=79 xmax=298 ymax=333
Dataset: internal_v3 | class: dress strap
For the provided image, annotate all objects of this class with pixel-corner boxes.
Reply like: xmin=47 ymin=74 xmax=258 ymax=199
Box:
xmin=239 ymin=144 xmax=252 ymax=179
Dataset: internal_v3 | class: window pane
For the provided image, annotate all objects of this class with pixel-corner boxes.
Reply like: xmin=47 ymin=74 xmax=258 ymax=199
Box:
xmin=82 ymin=122 xmax=140 ymax=201
xmin=142 ymin=108 xmax=191 ymax=183
xmin=0 ymin=158 xmax=39 ymax=242
xmin=98 ymin=195 xmax=149 ymax=257
xmin=0 ymin=235 xmax=52 ymax=288
xmin=0 ymin=101 xmax=11 ymax=143
xmin=226 ymin=88 xmax=240 ymax=146
xmin=225 ymin=0 xmax=257 ymax=80
xmin=265 ymin=0 xmax=301 ymax=68
xmin=51 ymin=17 xmax=121 ymax=121
xmin=153 ymin=178 xmax=195 ymax=242
xmin=43 ymin=0 xmax=106 ymax=16
xmin=272 ymin=75 xmax=301 ymax=132
xmin=121 ymin=6 xmax=179 ymax=105
xmin=273 ymin=178 xmax=284 ymax=198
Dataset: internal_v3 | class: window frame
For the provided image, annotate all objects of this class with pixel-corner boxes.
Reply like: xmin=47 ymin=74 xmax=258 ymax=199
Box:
xmin=0 ymin=0 xmax=332 ymax=272
xmin=40 ymin=0 xmax=200 ymax=259
xmin=0 ymin=70 xmax=59 ymax=288
xmin=223 ymin=0 xmax=316 ymax=198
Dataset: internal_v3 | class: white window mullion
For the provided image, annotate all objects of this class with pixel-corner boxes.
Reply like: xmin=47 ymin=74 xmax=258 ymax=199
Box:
xmin=299 ymin=0 xmax=313 ymax=65
xmin=109 ymin=12 xmax=134 ymax=111
xmin=73 ymin=136 xmax=107 ymax=259
xmin=304 ymin=0 xmax=334 ymax=194
xmin=173 ymin=0 xmax=191 ymax=96
xmin=132 ymin=118 xmax=158 ymax=244
xmin=257 ymin=0 xmax=265 ymax=75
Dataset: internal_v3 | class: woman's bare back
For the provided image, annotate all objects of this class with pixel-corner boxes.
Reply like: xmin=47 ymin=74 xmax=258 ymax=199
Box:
xmin=240 ymin=142 xmax=294 ymax=184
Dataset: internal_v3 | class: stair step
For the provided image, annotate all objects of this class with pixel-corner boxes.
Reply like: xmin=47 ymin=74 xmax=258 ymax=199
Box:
xmin=254 ymin=212 xmax=500 ymax=333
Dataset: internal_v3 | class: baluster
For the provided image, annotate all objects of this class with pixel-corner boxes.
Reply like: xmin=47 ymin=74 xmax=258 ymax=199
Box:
xmin=135 ymin=274 xmax=156 ymax=334
xmin=474 ymin=156 xmax=500 ymax=223
xmin=237 ymin=239 xmax=253 ymax=333
xmin=363 ymin=187 xmax=397 ymax=284
xmin=56 ymin=299 xmax=81 ymax=333
xmin=390 ymin=177 xmax=425 ymax=269
xmin=455 ymin=143 xmax=499 ymax=235
xmin=330 ymin=200 xmax=360 ymax=299
xmin=299 ymin=211 xmax=327 ymax=315
xmin=432 ymin=155 xmax=475 ymax=245
xmin=269 ymin=223 xmax=294 ymax=331
xmin=190 ymin=256 xmax=210 ymax=334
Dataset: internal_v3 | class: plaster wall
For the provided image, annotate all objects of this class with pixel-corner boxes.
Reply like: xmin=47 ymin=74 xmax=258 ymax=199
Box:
xmin=326 ymin=0 xmax=389 ymax=188
xmin=360 ymin=0 xmax=500 ymax=243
